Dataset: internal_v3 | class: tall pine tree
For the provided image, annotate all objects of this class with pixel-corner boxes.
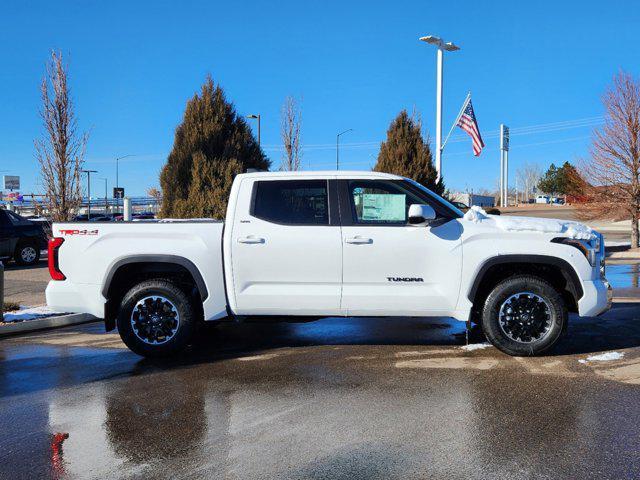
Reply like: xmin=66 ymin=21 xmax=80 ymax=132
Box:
xmin=373 ymin=110 xmax=444 ymax=195
xmin=160 ymin=76 xmax=270 ymax=218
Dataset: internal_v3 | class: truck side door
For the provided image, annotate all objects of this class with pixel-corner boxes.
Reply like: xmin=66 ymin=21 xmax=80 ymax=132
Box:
xmin=229 ymin=178 xmax=343 ymax=316
xmin=339 ymin=179 xmax=463 ymax=317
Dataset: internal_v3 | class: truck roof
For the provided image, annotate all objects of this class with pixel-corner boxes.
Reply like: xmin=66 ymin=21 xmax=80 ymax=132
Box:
xmin=236 ymin=170 xmax=404 ymax=180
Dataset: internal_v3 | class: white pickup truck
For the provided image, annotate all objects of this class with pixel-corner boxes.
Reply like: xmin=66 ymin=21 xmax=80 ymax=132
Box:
xmin=46 ymin=171 xmax=611 ymax=357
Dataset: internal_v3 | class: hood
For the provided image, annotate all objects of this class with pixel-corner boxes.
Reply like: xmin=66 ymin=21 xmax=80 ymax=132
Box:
xmin=462 ymin=206 xmax=595 ymax=240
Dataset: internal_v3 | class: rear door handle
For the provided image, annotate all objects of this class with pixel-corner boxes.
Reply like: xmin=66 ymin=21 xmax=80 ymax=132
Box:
xmin=238 ymin=235 xmax=265 ymax=244
xmin=345 ymin=236 xmax=373 ymax=245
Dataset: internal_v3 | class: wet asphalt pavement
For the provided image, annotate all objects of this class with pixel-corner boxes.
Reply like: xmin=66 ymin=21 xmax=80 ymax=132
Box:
xmin=2 ymin=303 xmax=640 ymax=480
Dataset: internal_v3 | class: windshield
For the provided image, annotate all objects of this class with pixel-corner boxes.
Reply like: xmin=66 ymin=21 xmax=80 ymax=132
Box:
xmin=404 ymin=178 xmax=464 ymax=218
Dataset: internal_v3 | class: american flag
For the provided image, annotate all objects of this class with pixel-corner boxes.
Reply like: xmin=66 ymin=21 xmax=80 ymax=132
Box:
xmin=456 ymin=97 xmax=484 ymax=156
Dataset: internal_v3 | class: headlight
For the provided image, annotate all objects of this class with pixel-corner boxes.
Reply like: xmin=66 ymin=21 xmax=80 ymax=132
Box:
xmin=552 ymin=237 xmax=597 ymax=266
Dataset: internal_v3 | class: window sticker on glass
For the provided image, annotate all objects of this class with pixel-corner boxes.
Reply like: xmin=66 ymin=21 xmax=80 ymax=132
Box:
xmin=361 ymin=194 xmax=406 ymax=221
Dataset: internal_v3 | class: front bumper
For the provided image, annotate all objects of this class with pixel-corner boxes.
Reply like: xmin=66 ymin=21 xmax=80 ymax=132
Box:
xmin=578 ymin=278 xmax=612 ymax=317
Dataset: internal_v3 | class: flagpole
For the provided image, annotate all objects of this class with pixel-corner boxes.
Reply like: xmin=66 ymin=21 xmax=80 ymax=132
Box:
xmin=441 ymin=92 xmax=471 ymax=152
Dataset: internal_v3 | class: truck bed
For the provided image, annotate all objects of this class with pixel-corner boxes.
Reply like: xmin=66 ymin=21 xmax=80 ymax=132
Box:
xmin=46 ymin=220 xmax=227 ymax=320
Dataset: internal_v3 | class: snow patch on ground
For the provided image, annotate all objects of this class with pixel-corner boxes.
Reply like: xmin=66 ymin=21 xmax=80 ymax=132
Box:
xmin=605 ymin=241 xmax=631 ymax=247
xmin=461 ymin=342 xmax=492 ymax=351
xmin=462 ymin=206 xmax=595 ymax=240
xmin=578 ymin=351 xmax=625 ymax=364
xmin=2 ymin=305 xmax=62 ymax=323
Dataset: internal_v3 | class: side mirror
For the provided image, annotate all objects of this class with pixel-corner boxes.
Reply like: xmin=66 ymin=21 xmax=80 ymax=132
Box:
xmin=408 ymin=204 xmax=436 ymax=225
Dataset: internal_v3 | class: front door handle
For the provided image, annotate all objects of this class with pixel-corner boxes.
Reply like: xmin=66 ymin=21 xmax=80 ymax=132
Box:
xmin=238 ymin=235 xmax=266 ymax=244
xmin=345 ymin=236 xmax=373 ymax=245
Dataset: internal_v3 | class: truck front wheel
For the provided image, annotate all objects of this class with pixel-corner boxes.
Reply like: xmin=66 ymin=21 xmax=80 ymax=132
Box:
xmin=116 ymin=279 xmax=196 ymax=357
xmin=481 ymin=275 xmax=567 ymax=356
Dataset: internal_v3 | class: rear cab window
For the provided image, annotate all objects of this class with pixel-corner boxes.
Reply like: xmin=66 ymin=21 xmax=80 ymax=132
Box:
xmin=251 ymin=180 xmax=329 ymax=225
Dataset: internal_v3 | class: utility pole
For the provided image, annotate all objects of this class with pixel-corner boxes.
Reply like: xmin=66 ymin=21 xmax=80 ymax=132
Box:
xmin=420 ymin=35 xmax=460 ymax=183
xmin=81 ymin=170 xmax=97 ymax=220
xmin=247 ymin=114 xmax=261 ymax=147
xmin=336 ymin=129 xmax=353 ymax=170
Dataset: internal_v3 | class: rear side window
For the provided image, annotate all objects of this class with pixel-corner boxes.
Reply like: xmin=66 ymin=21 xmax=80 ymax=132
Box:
xmin=252 ymin=180 xmax=329 ymax=225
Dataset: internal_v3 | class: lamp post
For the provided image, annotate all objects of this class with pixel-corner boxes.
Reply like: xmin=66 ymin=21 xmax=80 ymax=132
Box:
xmin=419 ymin=35 xmax=460 ymax=184
xmin=81 ymin=170 xmax=97 ymax=220
xmin=247 ymin=114 xmax=261 ymax=147
xmin=115 ymin=154 xmax=135 ymax=214
xmin=336 ymin=129 xmax=353 ymax=170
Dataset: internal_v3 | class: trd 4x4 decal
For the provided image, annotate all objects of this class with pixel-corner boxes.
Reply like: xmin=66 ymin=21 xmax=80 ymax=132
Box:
xmin=59 ymin=229 xmax=99 ymax=236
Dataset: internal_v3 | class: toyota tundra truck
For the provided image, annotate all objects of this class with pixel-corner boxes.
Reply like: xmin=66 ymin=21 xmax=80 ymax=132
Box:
xmin=46 ymin=171 xmax=611 ymax=357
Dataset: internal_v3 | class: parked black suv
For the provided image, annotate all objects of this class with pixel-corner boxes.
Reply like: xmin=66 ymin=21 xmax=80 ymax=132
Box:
xmin=0 ymin=209 xmax=49 ymax=266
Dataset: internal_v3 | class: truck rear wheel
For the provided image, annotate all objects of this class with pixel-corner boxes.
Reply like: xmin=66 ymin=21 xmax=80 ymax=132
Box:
xmin=481 ymin=275 xmax=567 ymax=356
xmin=117 ymin=279 xmax=196 ymax=357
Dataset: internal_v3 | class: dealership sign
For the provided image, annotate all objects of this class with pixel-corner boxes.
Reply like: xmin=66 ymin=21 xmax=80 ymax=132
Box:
xmin=3 ymin=175 xmax=20 ymax=190
xmin=4 ymin=192 xmax=23 ymax=203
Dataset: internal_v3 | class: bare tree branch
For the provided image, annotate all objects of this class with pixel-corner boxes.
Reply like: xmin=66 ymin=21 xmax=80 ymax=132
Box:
xmin=578 ymin=71 xmax=640 ymax=247
xmin=280 ymin=96 xmax=302 ymax=171
xmin=515 ymin=162 xmax=543 ymax=202
xmin=35 ymin=51 xmax=87 ymax=222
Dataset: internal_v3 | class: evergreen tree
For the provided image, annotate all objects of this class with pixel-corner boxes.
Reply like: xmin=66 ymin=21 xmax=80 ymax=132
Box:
xmin=538 ymin=161 xmax=582 ymax=196
xmin=538 ymin=163 xmax=559 ymax=195
xmin=558 ymin=161 xmax=582 ymax=196
xmin=373 ymin=110 xmax=444 ymax=195
xmin=160 ymin=76 xmax=269 ymax=218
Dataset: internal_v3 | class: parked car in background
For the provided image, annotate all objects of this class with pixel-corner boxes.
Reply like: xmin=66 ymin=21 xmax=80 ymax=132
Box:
xmin=0 ymin=209 xmax=49 ymax=265
xmin=133 ymin=212 xmax=156 ymax=220
xmin=89 ymin=215 xmax=116 ymax=222
xmin=452 ymin=202 xmax=501 ymax=215
xmin=451 ymin=201 xmax=470 ymax=211
xmin=23 ymin=215 xmax=52 ymax=237
xmin=73 ymin=213 xmax=116 ymax=222
xmin=113 ymin=212 xmax=157 ymax=221
xmin=535 ymin=195 xmax=550 ymax=204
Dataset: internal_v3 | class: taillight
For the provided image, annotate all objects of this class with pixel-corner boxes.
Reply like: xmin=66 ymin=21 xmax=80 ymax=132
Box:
xmin=48 ymin=237 xmax=66 ymax=281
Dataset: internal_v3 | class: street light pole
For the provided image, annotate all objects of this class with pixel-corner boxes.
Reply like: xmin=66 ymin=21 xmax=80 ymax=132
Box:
xmin=81 ymin=170 xmax=97 ymax=220
xmin=336 ymin=129 xmax=353 ymax=170
xmin=419 ymin=35 xmax=460 ymax=184
xmin=247 ymin=114 xmax=261 ymax=147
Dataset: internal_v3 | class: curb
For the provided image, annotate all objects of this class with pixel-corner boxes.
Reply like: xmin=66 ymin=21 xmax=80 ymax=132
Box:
xmin=607 ymin=252 xmax=640 ymax=260
xmin=0 ymin=313 xmax=98 ymax=337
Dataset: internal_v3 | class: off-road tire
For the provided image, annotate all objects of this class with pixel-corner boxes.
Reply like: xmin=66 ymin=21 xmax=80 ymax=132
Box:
xmin=482 ymin=275 xmax=567 ymax=356
xmin=117 ymin=279 xmax=196 ymax=357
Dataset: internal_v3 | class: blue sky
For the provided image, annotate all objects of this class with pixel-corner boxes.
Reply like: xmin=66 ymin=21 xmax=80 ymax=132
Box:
xmin=1 ymin=0 xmax=639 ymax=196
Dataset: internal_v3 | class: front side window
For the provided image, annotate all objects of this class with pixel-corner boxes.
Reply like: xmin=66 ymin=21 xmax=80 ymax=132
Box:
xmin=252 ymin=180 xmax=329 ymax=225
xmin=348 ymin=180 xmax=423 ymax=225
